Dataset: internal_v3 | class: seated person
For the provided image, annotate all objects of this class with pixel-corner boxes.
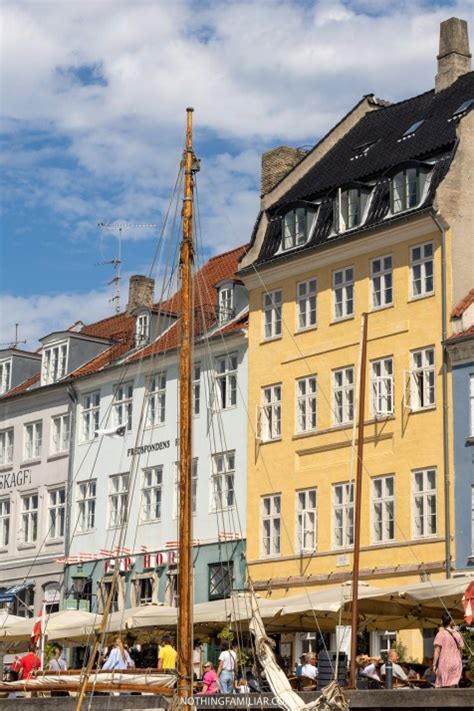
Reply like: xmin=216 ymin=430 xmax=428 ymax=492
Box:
xmin=380 ymin=649 xmax=409 ymax=685
xmin=355 ymin=654 xmax=382 ymax=682
xmin=200 ymin=662 xmax=219 ymax=694
xmin=301 ymin=654 xmax=318 ymax=681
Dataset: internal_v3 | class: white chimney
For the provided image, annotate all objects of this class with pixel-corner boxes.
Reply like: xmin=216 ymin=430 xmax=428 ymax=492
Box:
xmin=435 ymin=17 xmax=471 ymax=93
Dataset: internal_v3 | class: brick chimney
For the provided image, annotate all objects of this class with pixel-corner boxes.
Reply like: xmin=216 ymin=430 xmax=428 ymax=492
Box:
xmin=126 ymin=275 xmax=154 ymax=313
xmin=261 ymin=146 xmax=307 ymax=195
xmin=435 ymin=17 xmax=471 ymax=93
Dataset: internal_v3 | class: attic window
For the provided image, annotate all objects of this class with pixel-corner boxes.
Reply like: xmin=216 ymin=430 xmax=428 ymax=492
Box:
xmin=334 ymin=187 xmax=370 ymax=232
xmin=450 ymin=98 xmax=474 ymax=120
xmin=218 ymin=286 xmax=234 ymax=324
xmin=390 ymin=167 xmax=428 ymax=214
xmin=136 ymin=313 xmax=150 ymax=346
xmin=350 ymin=140 xmax=376 ymax=161
xmin=42 ymin=342 xmax=68 ymax=385
xmin=398 ymin=120 xmax=424 ymax=141
xmin=282 ymin=207 xmax=315 ymax=251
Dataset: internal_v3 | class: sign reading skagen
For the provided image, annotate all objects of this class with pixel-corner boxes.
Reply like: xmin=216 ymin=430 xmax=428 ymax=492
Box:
xmin=127 ymin=438 xmax=179 ymax=457
xmin=0 ymin=468 xmax=32 ymax=490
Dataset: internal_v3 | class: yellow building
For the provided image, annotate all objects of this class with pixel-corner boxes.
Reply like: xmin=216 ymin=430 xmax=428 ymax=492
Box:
xmin=238 ymin=18 xmax=473 ymax=661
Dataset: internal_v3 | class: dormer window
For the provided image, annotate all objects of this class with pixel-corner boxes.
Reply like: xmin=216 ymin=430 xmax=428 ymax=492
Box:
xmin=334 ymin=187 xmax=370 ymax=233
xmin=0 ymin=359 xmax=11 ymax=395
xmin=282 ymin=207 xmax=316 ymax=251
xmin=390 ymin=167 xmax=428 ymax=214
xmin=136 ymin=313 xmax=150 ymax=347
xmin=42 ymin=342 xmax=68 ymax=385
xmin=218 ymin=286 xmax=234 ymax=324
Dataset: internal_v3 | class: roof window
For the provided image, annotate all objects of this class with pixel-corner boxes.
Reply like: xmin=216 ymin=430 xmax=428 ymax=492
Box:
xmin=281 ymin=206 xmax=316 ymax=252
xmin=450 ymin=98 xmax=474 ymax=120
xmin=350 ymin=140 xmax=377 ymax=161
xmin=398 ymin=120 xmax=425 ymax=141
xmin=390 ymin=167 xmax=429 ymax=214
xmin=333 ymin=186 xmax=371 ymax=233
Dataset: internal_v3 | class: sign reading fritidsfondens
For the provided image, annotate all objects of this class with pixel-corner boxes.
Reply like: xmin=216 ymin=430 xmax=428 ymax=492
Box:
xmin=127 ymin=438 xmax=178 ymax=457
xmin=0 ymin=468 xmax=32 ymax=489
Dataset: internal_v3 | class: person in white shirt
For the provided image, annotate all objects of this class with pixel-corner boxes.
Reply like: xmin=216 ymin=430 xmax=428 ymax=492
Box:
xmin=102 ymin=637 xmax=134 ymax=671
xmin=217 ymin=641 xmax=237 ymax=693
xmin=301 ymin=654 xmax=318 ymax=680
xmin=380 ymin=649 xmax=409 ymax=684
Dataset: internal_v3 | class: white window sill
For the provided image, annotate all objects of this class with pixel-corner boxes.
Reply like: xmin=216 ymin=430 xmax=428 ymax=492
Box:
xmin=20 ymin=458 xmax=41 ymax=466
xmin=260 ymin=553 xmax=282 ymax=560
xmin=295 ymin=325 xmax=318 ymax=335
xmin=210 ymin=506 xmax=236 ymax=514
xmin=75 ymin=528 xmax=96 ymax=535
xmin=331 ymin=315 xmax=354 ymax=325
xmin=261 ymin=335 xmax=283 ymax=345
xmin=412 ymin=534 xmax=439 ymax=541
xmin=293 ymin=429 xmax=318 ymax=440
xmin=408 ymin=292 xmax=435 ymax=303
xmin=144 ymin=423 xmax=166 ymax=430
xmin=409 ymin=405 xmax=436 ymax=414
xmin=78 ymin=439 xmax=98 ymax=446
xmin=45 ymin=537 xmax=64 ymax=546
xmin=0 ymin=547 xmax=9 ymax=554
xmin=0 ymin=463 xmax=13 ymax=472
xmin=259 ymin=437 xmax=282 ymax=445
xmin=47 ymin=452 xmax=68 ymax=462
xmin=18 ymin=543 xmax=36 ymax=550
xmin=138 ymin=519 xmax=162 ymax=525
xmin=370 ymin=303 xmax=394 ymax=313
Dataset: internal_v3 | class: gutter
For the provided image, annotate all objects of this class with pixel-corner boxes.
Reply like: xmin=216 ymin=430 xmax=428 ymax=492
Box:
xmin=63 ymin=382 xmax=78 ymax=604
xmin=431 ymin=211 xmax=451 ymax=578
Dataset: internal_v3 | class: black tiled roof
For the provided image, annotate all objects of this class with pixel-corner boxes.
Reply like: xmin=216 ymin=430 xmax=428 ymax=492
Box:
xmin=245 ymin=72 xmax=474 ymax=270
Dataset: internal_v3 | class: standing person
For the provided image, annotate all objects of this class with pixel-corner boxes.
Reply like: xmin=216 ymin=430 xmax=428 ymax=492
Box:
xmin=157 ymin=636 xmax=177 ymax=672
xmin=433 ymin=613 xmax=464 ymax=688
xmin=217 ymin=640 xmax=237 ymax=693
xmin=102 ymin=636 xmax=134 ymax=670
xmin=48 ymin=645 xmax=67 ymax=672
xmin=18 ymin=642 xmax=41 ymax=680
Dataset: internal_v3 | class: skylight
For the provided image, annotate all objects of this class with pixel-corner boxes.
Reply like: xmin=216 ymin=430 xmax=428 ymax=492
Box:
xmin=350 ymin=140 xmax=376 ymax=161
xmin=451 ymin=98 xmax=474 ymax=119
xmin=401 ymin=120 xmax=425 ymax=138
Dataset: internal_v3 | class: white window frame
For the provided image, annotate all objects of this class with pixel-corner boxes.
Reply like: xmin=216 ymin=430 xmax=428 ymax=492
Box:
xmin=296 ymin=488 xmax=317 ymax=553
xmin=333 ymin=482 xmax=354 ymax=549
xmin=262 ymin=494 xmax=281 ymax=557
xmin=20 ymin=492 xmax=39 ymax=544
xmin=214 ymin=354 xmax=237 ymax=410
xmin=296 ymin=376 xmax=317 ymax=434
xmin=42 ymin=341 xmax=68 ymax=385
xmin=0 ymin=359 xmax=11 ymax=395
xmin=0 ymin=498 xmax=10 ymax=548
xmin=193 ymin=363 xmax=201 ymax=416
xmin=47 ymin=488 xmax=65 ymax=540
xmin=372 ymin=475 xmax=395 ymax=543
xmin=136 ymin=313 xmax=150 ymax=346
xmin=410 ymin=241 xmax=434 ymax=299
xmin=173 ymin=459 xmax=198 ymax=518
xmin=261 ymin=384 xmax=282 ymax=441
xmin=0 ymin=428 xmax=14 ymax=466
xmin=77 ymin=480 xmax=96 ymax=531
xmin=141 ymin=466 xmax=163 ymax=522
xmin=24 ymin=421 xmax=42 ymax=460
xmin=333 ymin=367 xmax=354 ymax=425
xmin=335 ymin=187 xmax=369 ymax=232
xmin=108 ymin=473 xmax=129 ymax=528
xmin=371 ymin=255 xmax=393 ymax=310
xmin=413 ymin=468 xmax=437 ymax=538
xmin=333 ymin=267 xmax=354 ymax=320
xmin=469 ymin=374 xmax=474 ymax=438
xmin=113 ymin=382 xmax=133 ymax=432
xmin=263 ymin=289 xmax=282 ymax=340
xmin=408 ymin=347 xmax=435 ymax=411
xmin=282 ymin=207 xmax=312 ymax=250
xmin=50 ymin=414 xmax=70 ymax=454
xmin=218 ymin=286 xmax=234 ymax=324
xmin=391 ymin=167 xmax=427 ymax=214
xmin=81 ymin=391 xmax=100 ymax=442
xmin=210 ymin=451 xmax=235 ymax=512
xmin=146 ymin=372 xmax=166 ymax=427
xmin=371 ymin=357 xmax=394 ymax=417
xmin=296 ymin=278 xmax=317 ymax=331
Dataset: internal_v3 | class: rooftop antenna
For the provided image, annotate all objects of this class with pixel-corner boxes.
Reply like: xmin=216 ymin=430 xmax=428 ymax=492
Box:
xmin=0 ymin=324 xmax=27 ymax=349
xmin=97 ymin=222 xmax=157 ymax=313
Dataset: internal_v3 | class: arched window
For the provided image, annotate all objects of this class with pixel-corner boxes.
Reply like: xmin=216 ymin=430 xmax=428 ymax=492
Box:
xmin=282 ymin=206 xmax=316 ymax=251
xmin=43 ymin=581 xmax=61 ymax=614
xmin=390 ymin=167 xmax=428 ymax=214
xmin=333 ymin=186 xmax=371 ymax=233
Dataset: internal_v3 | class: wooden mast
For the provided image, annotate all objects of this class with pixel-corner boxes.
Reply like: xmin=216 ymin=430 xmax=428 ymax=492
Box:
xmin=349 ymin=312 xmax=368 ymax=689
xmin=177 ymin=107 xmax=195 ymax=706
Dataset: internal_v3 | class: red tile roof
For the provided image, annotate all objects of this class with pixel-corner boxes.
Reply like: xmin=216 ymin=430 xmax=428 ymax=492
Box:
xmin=0 ymin=373 xmax=40 ymax=399
xmin=446 ymin=324 xmax=474 ymax=342
xmin=451 ymin=288 xmax=474 ymax=318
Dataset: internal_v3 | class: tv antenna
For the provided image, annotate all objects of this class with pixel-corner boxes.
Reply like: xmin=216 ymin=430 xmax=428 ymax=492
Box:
xmin=97 ymin=222 xmax=157 ymax=313
xmin=0 ymin=324 xmax=27 ymax=349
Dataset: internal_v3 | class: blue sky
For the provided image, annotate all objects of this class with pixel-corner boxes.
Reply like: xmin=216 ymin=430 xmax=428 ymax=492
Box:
xmin=1 ymin=0 xmax=473 ymax=347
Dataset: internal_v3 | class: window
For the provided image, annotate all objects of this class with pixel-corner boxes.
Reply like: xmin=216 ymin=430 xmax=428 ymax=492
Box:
xmin=99 ymin=580 xmax=119 ymax=613
xmin=371 ymin=358 xmax=394 ymax=417
xmin=211 ymin=451 xmax=235 ymax=511
xmin=372 ymin=631 xmax=396 ymax=658
xmin=470 ymin=374 xmax=474 ymax=438
xmin=136 ymin=313 xmax=149 ymax=346
xmin=215 ymin=354 xmax=237 ymax=410
xmin=109 ymin=473 xmax=129 ymax=527
xmin=81 ymin=391 xmax=100 ymax=441
xmin=0 ymin=429 xmax=13 ymax=466
xmin=261 ymin=384 xmax=282 ymax=441
xmin=296 ymin=489 xmax=317 ymax=553
xmin=43 ymin=582 xmax=61 ymax=615
xmin=372 ymin=476 xmax=395 ymax=543
xmin=218 ymin=287 xmax=234 ymax=323
xmin=209 ymin=562 xmax=233 ymax=600
xmin=410 ymin=348 xmax=435 ymax=410
xmin=142 ymin=466 xmax=163 ymax=521
xmin=391 ymin=168 xmax=427 ymax=213
xmin=42 ymin=342 xmax=68 ymax=384
xmin=21 ymin=493 xmax=38 ymax=543
xmin=371 ymin=255 xmax=393 ymax=309
xmin=173 ymin=459 xmax=198 ymax=518
xmin=413 ymin=468 xmax=437 ymax=537
xmin=333 ymin=368 xmax=354 ymax=425
xmin=146 ymin=373 xmax=166 ymax=427
xmin=451 ymin=98 xmax=474 ymax=120
xmin=48 ymin=488 xmax=65 ymax=539
xmin=12 ymin=585 xmax=34 ymax=618
xmin=297 ymin=278 xmax=317 ymax=331
xmin=282 ymin=207 xmax=313 ymax=250
xmin=262 ymin=495 xmax=281 ymax=557
xmin=137 ymin=577 xmax=153 ymax=605
xmin=51 ymin=414 xmax=70 ymax=454
xmin=0 ymin=360 xmax=11 ymax=395
xmin=333 ymin=483 xmax=354 ymax=548
xmin=400 ymin=120 xmax=424 ymax=139
xmin=410 ymin=242 xmax=434 ymax=298
xmin=263 ymin=289 xmax=282 ymax=340
xmin=24 ymin=421 xmax=42 ymax=460
xmin=113 ymin=382 xmax=133 ymax=431
xmin=0 ymin=499 xmax=10 ymax=548
xmin=296 ymin=376 xmax=317 ymax=433
xmin=77 ymin=480 xmax=96 ymax=531
xmin=333 ymin=267 xmax=354 ymax=320
xmin=334 ymin=188 xmax=369 ymax=231
xmin=193 ymin=363 xmax=201 ymax=416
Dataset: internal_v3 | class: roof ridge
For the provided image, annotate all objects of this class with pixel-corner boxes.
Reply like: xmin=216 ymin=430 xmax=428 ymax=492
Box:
xmin=205 ymin=243 xmax=248 ymax=262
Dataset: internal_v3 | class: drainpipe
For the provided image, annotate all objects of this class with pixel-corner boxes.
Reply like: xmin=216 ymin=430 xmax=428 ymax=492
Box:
xmin=63 ymin=382 xmax=78 ymax=604
xmin=431 ymin=212 xmax=451 ymax=578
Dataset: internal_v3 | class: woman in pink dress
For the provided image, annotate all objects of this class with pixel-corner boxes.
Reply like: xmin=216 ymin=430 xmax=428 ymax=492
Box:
xmin=200 ymin=662 xmax=219 ymax=694
xmin=433 ymin=612 xmax=464 ymax=688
